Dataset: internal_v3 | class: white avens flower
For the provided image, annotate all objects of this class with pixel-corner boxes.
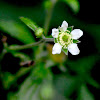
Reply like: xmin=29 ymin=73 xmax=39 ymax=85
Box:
xmin=52 ymin=21 xmax=83 ymax=55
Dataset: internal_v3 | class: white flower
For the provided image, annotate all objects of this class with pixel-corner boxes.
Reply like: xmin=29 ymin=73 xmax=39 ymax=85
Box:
xmin=52 ymin=21 xmax=83 ymax=55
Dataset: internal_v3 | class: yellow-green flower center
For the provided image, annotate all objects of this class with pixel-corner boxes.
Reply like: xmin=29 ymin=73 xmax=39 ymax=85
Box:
xmin=62 ymin=35 xmax=69 ymax=42
xmin=57 ymin=31 xmax=73 ymax=48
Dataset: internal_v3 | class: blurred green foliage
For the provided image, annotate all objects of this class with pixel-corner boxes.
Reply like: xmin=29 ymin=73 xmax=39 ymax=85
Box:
xmin=0 ymin=0 xmax=100 ymax=100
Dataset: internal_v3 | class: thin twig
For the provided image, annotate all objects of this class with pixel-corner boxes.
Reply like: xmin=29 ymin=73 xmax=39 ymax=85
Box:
xmin=8 ymin=38 xmax=54 ymax=51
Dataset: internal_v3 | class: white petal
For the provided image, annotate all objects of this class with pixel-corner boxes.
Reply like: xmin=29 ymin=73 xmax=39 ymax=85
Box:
xmin=61 ymin=21 xmax=68 ymax=31
xmin=52 ymin=43 xmax=62 ymax=54
xmin=52 ymin=28 xmax=59 ymax=38
xmin=68 ymin=43 xmax=80 ymax=55
xmin=71 ymin=29 xmax=83 ymax=39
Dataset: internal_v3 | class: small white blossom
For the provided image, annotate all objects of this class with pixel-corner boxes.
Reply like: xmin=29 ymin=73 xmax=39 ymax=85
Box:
xmin=51 ymin=21 xmax=83 ymax=55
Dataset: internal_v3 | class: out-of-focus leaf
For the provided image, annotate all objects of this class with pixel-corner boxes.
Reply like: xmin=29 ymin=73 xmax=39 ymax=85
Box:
xmin=40 ymin=82 xmax=54 ymax=100
xmin=60 ymin=0 xmax=80 ymax=13
xmin=33 ymin=63 xmax=53 ymax=82
xmin=85 ymin=25 xmax=100 ymax=51
xmin=86 ymin=76 xmax=100 ymax=88
xmin=2 ymin=67 xmax=33 ymax=90
xmin=0 ymin=20 xmax=35 ymax=44
xmin=77 ymin=84 xmax=94 ymax=100
xmin=2 ymin=72 xmax=16 ymax=89
xmin=67 ymin=55 xmax=98 ymax=75
xmin=52 ymin=91 xmax=69 ymax=100
xmin=11 ymin=51 xmax=31 ymax=61
xmin=8 ymin=92 xmax=17 ymax=100
xmin=20 ymin=17 xmax=43 ymax=37
xmin=8 ymin=63 xmax=54 ymax=100
xmin=54 ymin=75 xmax=79 ymax=97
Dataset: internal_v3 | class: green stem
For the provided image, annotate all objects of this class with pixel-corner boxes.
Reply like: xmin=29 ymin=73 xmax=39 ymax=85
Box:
xmin=44 ymin=0 xmax=57 ymax=36
xmin=8 ymin=38 xmax=54 ymax=51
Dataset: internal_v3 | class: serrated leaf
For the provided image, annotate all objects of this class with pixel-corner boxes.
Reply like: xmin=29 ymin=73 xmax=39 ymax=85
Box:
xmin=73 ymin=39 xmax=80 ymax=43
xmin=62 ymin=48 xmax=68 ymax=55
xmin=0 ymin=20 xmax=34 ymax=44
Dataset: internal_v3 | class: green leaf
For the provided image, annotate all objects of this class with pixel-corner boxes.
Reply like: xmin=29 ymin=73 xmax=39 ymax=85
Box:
xmin=2 ymin=72 xmax=16 ymax=89
xmin=20 ymin=17 xmax=38 ymax=32
xmin=11 ymin=51 xmax=31 ymax=61
xmin=8 ymin=63 xmax=53 ymax=100
xmin=54 ymin=75 xmax=78 ymax=97
xmin=86 ymin=76 xmax=100 ymax=88
xmin=62 ymin=48 xmax=68 ymax=55
xmin=20 ymin=17 xmax=43 ymax=37
xmin=77 ymin=84 xmax=94 ymax=100
xmin=61 ymin=0 xmax=80 ymax=13
xmin=0 ymin=20 xmax=34 ymax=44
xmin=73 ymin=39 xmax=80 ymax=43
xmin=67 ymin=55 xmax=98 ymax=75
xmin=67 ymin=26 xmax=73 ymax=32
xmin=8 ymin=92 xmax=17 ymax=100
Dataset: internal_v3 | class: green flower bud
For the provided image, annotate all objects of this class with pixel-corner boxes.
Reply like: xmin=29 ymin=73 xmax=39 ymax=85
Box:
xmin=35 ymin=28 xmax=43 ymax=37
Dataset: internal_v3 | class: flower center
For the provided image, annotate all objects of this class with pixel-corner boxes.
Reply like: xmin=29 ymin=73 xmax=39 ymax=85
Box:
xmin=62 ymin=35 xmax=68 ymax=42
xmin=57 ymin=31 xmax=73 ymax=48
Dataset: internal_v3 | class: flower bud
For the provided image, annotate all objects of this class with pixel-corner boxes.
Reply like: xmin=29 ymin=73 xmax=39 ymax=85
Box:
xmin=35 ymin=28 xmax=43 ymax=37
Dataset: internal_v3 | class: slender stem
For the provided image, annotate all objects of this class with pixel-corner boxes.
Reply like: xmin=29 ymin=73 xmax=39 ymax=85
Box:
xmin=8 ymin=38 xmax=54 ymax=51
xmin=9 ymin=39 xmax=44 ymax=51
xmin=44 ymin=0 xmax=56 ymax=36
xmin=44 ymin=38 xmax=54 ymax=42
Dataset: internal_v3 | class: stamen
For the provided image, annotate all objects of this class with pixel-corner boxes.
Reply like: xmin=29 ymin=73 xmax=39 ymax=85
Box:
xmin=57 ymin=30 xmax=73 ymax=48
